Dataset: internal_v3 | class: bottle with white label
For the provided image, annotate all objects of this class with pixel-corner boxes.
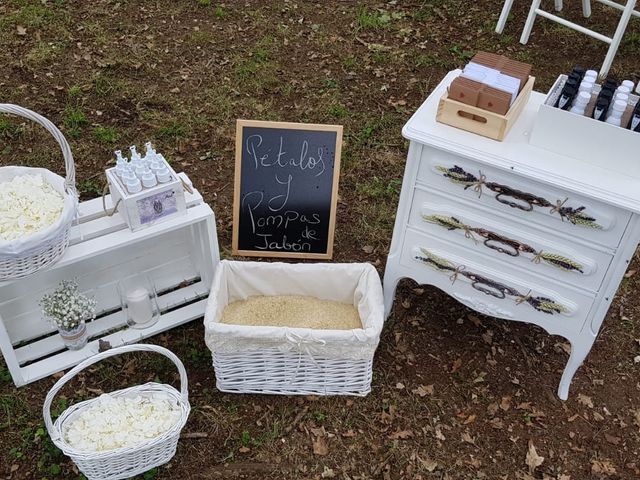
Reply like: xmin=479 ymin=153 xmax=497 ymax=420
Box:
xmin=605 ymin=100 xmax=627 ymax=127
xmin=569 ymin=91 xmax=591 ymax=115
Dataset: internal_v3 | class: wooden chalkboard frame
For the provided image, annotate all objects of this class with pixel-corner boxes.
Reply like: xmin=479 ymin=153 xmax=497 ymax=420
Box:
xmin=232 ymin=119 xmax=343 ymax=259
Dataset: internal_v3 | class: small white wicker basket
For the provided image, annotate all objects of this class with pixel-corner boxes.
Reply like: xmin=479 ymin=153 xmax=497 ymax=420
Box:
xmin=204 ymin=261 xmax=385 ymax=396
xmin=43 ymin=344 xmax=191 ymax=480
xmin=0 ymin=104 xmax=78 ymax=280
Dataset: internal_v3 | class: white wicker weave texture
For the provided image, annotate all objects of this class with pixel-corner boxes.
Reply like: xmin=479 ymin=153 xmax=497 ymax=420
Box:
xmin=0 ymin=104 xmax=78 ymax=280
xmin=43 ymin=344 xmax=190 ymax=480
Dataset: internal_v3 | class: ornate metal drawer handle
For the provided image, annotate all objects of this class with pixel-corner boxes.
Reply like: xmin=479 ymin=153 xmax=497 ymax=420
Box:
xmin=414 ymin=247 xmax=571 ymax=315
xmin=484 ymin=238 xmax=519 ymax=256
xmin=471 ymin=280 xmax=506 ymax=298
xmin=423 ymin=214 xmax=585 ymax=273
xmin=495 ymin=192 xmax=535 ymax=211
xmin=435 ymin=165 xmax=602 ymax=229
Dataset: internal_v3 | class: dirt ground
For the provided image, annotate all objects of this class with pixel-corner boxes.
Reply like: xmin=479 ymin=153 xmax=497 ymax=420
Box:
xmin=1 ymin=0 xmax=640 ymax=479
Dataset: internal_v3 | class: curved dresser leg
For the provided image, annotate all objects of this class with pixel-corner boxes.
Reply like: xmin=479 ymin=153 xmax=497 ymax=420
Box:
xmin=557 ymin=337 xmax=595 ymax=400
xmin=383 ymin=274 xmax=403 ymax=320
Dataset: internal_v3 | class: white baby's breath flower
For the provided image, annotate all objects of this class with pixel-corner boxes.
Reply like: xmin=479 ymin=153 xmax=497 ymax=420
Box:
xmin=0 ymin=174 xmax=64 ymax=241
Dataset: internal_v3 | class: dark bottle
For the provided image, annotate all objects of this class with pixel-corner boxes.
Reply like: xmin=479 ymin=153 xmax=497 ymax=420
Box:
xmin=628 ymin=100 xmax=640 ymax=132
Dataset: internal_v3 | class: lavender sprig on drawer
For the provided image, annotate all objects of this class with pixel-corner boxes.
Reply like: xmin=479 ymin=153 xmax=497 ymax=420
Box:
xmin=435 ymin=165 xmax=602 ymax=229
xmin=414 ymin=248 xmax=570 ymax=315
xmin=422 ymin=214 xmax=585 ymax=273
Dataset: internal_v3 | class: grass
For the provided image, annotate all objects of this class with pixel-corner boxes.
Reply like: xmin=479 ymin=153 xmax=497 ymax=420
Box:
xmin=63 ymin=106 xmax=88 ymax=137
xmin=0 ymin=118 xmax=22 ymax=139
xmin=93 ymin=75 xmax=127 ymax=97
xmin=234 ymin=36 xmax=279 ymax=92
xmin=356 ymin=176 xmax=402 ymax=200
xmin=156 ymin=120 xmax=188 ymax=140
xmin=25 ymin=42 xmax=65 ymax=66
xmin=355 ymin=7 xmax=392 ymax=31
xmin=78 ymin=179 xmax=103 ymax=196
xmin=94 ymin=126 xmax=119 ymax=144
xmin=327 ymin=104 xmax=349 ymax=119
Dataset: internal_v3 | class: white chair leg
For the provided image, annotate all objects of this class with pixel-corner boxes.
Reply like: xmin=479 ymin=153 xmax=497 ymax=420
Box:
xmin=599 ymin=0 xmax=636 ymax=78
xmin=557 ymin=337 xmax=595 ymax=400
xmin=555 ymin=0 xmax=564 ymax=11
xmin=582 ymin=0 xmax=592 ymax=17
xmin=520 ymin=0 xmax=543 ymax=44
xmin=496 ymin=0 xmax=516 ymax=34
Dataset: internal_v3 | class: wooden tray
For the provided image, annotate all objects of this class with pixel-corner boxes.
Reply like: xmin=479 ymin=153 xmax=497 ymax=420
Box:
xmin=436 ymin=75 xmax=535 ymax=141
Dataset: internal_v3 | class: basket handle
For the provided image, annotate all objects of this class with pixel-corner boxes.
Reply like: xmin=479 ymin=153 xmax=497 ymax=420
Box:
xmin=0 ymin=104 xmax=77 ymax=196
xmin=43 ymin=344 xmax=188 ymax=438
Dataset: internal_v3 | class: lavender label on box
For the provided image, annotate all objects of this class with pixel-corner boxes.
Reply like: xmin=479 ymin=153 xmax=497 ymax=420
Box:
xmin=137 ymin=190 xmax=178 ymax=224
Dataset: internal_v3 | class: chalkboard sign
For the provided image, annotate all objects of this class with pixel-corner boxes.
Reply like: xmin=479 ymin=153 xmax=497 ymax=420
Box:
xmin=232 ymin=120 xmax=343 ymax=259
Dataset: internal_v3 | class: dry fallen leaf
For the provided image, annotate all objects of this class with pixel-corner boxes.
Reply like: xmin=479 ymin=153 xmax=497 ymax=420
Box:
xmin=451 ymin=358 xmax=463 ymax=373
xmin=395 ymin=382 xmax=405 ymax=390
xmin=624 ymin=269 xmax=637 ymax=278
xmin=500 ymin=396 xmax=512 ymax=411
xmin=578 ymin=394 xmax=594 ymax=408
xmin=16 ymin=25 xmax=27 ymax=35
xmin=238 ymin=446 xmax=250 ymax=453
xmin=312 ymin=436 xmax=329 ymax=456
xmin=418 ymin=457 xmax=438 ymax=472
xmin=434 ymin=425 xmax=446 ymax=441
xmin=342 ymin=429 xmax=357 ymax=438
xmin=591 ymin=459 xmax=617 ymax=475
xmin=321 ymin=466 xmax=336 ymax=478
xmin=463 ymin=414 xmax=477 ymax=425
xmin=604 ymin=433 xmax=621 ymax=445
xmin=388 ymin=429 xmax=413 ymax=440
xmin=412 ymin=384 xmax=434 ymax=397
xmin=525 ymin=440 xmax=544 ymax=473
xmin=362 ymin=245 xmax=374 ymax=254
xmin=461 ymin=431 xmax=475 ymax=444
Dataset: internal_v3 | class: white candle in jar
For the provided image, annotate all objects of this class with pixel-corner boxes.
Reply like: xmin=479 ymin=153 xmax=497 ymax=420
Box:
xmin=126 ymin=288 xmax=153 ymax=324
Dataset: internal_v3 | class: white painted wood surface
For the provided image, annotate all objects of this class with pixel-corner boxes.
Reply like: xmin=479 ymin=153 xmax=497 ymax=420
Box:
xmin=0 ymin=173 xmax=220 ymax=387
xmin=385 ymin=71 xmax=640 ymax=399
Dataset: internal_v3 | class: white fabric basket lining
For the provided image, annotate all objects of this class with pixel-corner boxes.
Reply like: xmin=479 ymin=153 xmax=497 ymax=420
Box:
xmin=43 ymin=344 xmax=190 ymax=480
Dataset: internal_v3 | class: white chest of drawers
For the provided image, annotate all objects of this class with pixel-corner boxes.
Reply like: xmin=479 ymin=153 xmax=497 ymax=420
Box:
xmin=384 ymin=71 xmax=640 ymax=400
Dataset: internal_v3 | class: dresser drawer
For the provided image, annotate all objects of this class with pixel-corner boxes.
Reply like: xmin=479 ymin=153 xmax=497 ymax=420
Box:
xmin=400 ymin=228 xmax=594 ymax=337
xmin=416 ymin=148 xmax=631 ymax=250
xmin=408 ymin=187 xmax=613 ymax=293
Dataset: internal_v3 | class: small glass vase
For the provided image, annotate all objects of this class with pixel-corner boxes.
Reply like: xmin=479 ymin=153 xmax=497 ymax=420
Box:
xmin=117 ymin=274 xmax=160 ymax=329
xmin=58 ymin=322 xmax=88 ymax=351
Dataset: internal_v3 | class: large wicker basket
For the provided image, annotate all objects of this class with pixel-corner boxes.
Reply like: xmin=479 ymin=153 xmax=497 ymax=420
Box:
xmin=0 ymin=104 xmax=78 ymax=280
xmin=204 ymin=261 xmax=385 ymax=396
xmin=43 ymin=344 xmax=191 ymax=480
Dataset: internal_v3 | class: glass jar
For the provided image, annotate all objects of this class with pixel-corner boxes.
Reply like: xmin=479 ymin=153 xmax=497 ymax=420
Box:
xmin=58 ymin=322 xmax=88 ymax=350
xmin=117 ymin=274 xmax=160 ymax=329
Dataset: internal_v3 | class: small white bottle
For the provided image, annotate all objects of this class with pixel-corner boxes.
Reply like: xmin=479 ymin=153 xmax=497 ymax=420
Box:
xmin=569 ymin=91 xmax=591 ymax=115
xmin=605 ymin=99 xmax=627 ymax=127
xmin=615 ymin=92 xmax=629 ymax=105
xmin=141 ymin=172 xmax=157 ymax=188
xmin=579 ymin=81 xmax=594 ymax=94
xmin=621 ymin=80 xmax=635 ymax=92
xmin=584 ymin=70 xmax=598 ymax=82
xmin=156 ymin=167 xmax=171 ymax=183
xmin=125 ymin=176 xmax=142 ymax=194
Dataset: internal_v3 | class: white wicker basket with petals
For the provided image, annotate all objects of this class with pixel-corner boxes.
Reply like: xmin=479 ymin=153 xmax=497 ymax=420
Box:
xmin=43 ymin=344 xmax=191 ymax=480
xmin=0 ymin=104 xmax=78 ymax=280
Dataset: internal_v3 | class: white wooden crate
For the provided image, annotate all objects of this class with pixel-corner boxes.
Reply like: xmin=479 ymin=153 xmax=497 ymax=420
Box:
xmin=0 ymin=173 xmax=220 ymax=387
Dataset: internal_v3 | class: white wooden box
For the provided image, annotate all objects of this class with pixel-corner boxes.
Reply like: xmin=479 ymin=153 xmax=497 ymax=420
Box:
xmin=530 ymin=74 xmax=640 ymax=178
xmin=106 ymin=161 xmax=186 ymax=231
xmin=0 ymin=173 xmax=219 ymax=387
